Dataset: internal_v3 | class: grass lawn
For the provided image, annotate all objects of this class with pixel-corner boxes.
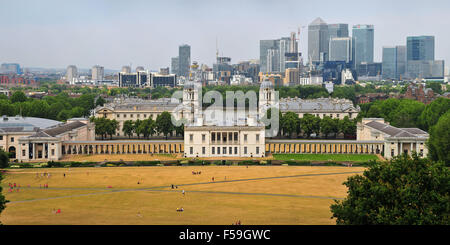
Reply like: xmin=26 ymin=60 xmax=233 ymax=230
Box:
xmin=273 ymin=154 xmax=379 ymax=162
xmin=1 ymin=166 xmax=365 ymax=225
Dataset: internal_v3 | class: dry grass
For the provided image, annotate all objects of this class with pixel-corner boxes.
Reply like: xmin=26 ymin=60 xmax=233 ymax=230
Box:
xmin=0 ymin=166 xmax=365 ymax=225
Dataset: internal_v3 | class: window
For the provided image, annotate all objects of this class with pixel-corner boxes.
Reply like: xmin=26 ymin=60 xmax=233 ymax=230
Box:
xmin=223 ymin=133 xmax=227 ymax=142
xmin=256 ymin=147 xmax=260 ymax=154
xmin=244 ymin=134 xmax=247 ymax=142
xmin=217 ymin=147 xmax=220 ymax=154
xmin=11 ymin=137 xmax=14 ymax=142
xmin=212 ymin=147 xmax=215 ymax=154
xmin=244 ymin=147 xmax=247 ymax=154
xmin=202 ymin=134 xmax=206 ymax=143
xmin=234 ymin=147 xmax=238 ymax=155
xmin=223 ymin=147 xmax=226 ymax=154
xmin=189 ymin=134 xmax=193 ymax=142
xmin=391 ymin=149 xmax=394 ymax=157
xmin=190 ymin=147 xmax=193 ymax=154
xmin=22 ymin=150 xmax=26 ymax=157
xmin=144 ymin=114 xmax=147 ymax=118
xmin=130 ymin=114 xmax=133 ymax=118
xmin=124 ymin=114 xmax=127 ymax=118
xmin=117 ymin=114 xmax=120 ymax=118
xmin=256 ymin=134 xmax=260 ymax=142
xmin=202 ymin=147 xmax=205 ymax=155
xmin=0 ymin=136 xmax=3 ymax=140
xmin=229 ymin=147 xmax=232 ymax=155
xmin=234 ymin=132 xmax=238 ymax=141
xmin=211 ymin=132 xmax=216 ymax=142
xmin=51 ymin=149 xmax=55 ymax=156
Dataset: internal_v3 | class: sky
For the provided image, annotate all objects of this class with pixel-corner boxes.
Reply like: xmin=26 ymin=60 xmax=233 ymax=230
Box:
xmin=1 ymin=0 xmax=450 ymax=71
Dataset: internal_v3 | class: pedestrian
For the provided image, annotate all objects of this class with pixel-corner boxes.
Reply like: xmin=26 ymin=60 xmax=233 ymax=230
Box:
xmin=182 ymin=190 xmax=185 ymax=196
xmin=63 ymin=173 xmax=66 ymax=178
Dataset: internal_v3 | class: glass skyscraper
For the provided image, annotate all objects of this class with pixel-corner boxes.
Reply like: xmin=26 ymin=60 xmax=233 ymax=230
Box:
xmin=352 ymin=25 xmax=374 ymax=67
xmin=382 ymin=47 xmax=397 ymax=79
xmin=407 ymin=36 xmax=434 ymax=61
xmin=260 ymin=40 xmax=279 ymax=74
xmin=328 ymin=24 xmax=349 ymax=39
xmin=329 ymin=37 xmax=352 ymax=63
xmin=308 ymin=17 xmax=329 ymax=63
xmin=178 ymin=44 xmax=191 ymax=78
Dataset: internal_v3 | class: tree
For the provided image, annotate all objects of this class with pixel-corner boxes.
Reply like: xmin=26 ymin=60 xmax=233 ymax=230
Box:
xmin=106 ymin=119 xmax=119 ymax=139
xmin=426 ymin=82 xmax=443 ymax=95
xmin=281 ymin=112 xmax=299 ymax=138
xmin=418 ymin=98 xmax=450 ymax=131
xmin=340 ymin=116 xmax=356 ymax=137
xmin=156 ymin=111 xmax=174 ymax=139
xmin=10 ymin=91 xmax=27 ymax=103
xmin=330 ymin=154 xmax=450 ymax=225
xmin=122 ymin=120 xmax=135 ymax=138
xmin=319 ymin=116 xmax=336 ymax=139
xmin=134 ymin=119 xmax=143 ymax=139
xmin=175 ymin=123 xmax=185 ymax=137
xmin=95 ymin=96 xmax=106 ymax=107
xmin=0 ymin=149 xmax=9 ymax=169
xmin=300 ymin=114 xmax=321 ymax=138
xmin=427 ymin=111 xmax=450 ymax=164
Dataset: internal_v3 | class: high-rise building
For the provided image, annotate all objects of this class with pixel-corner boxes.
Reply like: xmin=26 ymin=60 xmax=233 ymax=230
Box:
xmin=382 ymin=47 xmax=397 ymax=80
xmin=266 ymin=49 xmax=280 ymax=73
xmin=352 ymin=25 xmax=374 ymax=67
xmin=406 ymin=36 xmax=443 ymax=79
xmin=329 ymin=37 xmax=352 ymax=63
xmin=328 ymin=24 xmax=349 ymax=39
xmin=171 ymin=57 xmax=179 ymax=76
xmin=178 ymin=44 xmax=191 ymax=77
xmin=66 ymin=65 xmax=78 ymax=83
xmin=260 ymin=40 xmax=279 ymax=74
xmin=279 ymin=37 xmax=291 ymax=72
xmin=407 ymin=36 xmax=435 ymax=61
xmin=308 ymin=18 xmax=329 ymax=63
xmin=289 ymin=32 xmax=298 ymax=53
xmin=396 ymin=46 xmax=407 ymax=79
xmin=91 ymin=65 xmax=104 ymax=81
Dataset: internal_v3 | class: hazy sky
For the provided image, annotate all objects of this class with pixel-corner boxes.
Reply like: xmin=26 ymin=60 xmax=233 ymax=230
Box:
xmin=1 ymin=0 xmax=449 ymax=70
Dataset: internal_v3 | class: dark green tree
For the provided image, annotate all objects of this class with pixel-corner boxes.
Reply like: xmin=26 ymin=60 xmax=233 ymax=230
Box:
xmin=122 ymin=120 xmax=135 ymax=138
xmin=0 ymin=149 xmax=10 ymax=169
xmin=156 ymin=111 xmax=174 ymax=139
xmin=0 ymin=172 xmax=8 ymax=224
xmin=95 ymin=96 xmax=106 ymax=107
xmin=300 ymin=114 xmax=321 ymax=138
xmin=427 ymin=111 xmax=450 ymax=164
xmin=330 ymin=154 xmax=450 ymax=225
xmin=418 ymin=98 xmax=450 ymax=131
xmin=10 ymin=91 xmax=27 ymax=103
xmin=281 ymin=112 xmax=299 ymax=138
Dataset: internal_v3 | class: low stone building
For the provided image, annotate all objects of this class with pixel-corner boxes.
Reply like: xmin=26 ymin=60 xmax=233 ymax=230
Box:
xmin=357 ymin=118 xmax=429 ymax=159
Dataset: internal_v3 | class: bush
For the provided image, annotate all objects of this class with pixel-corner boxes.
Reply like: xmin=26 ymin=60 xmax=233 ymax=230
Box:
xmin=47 ymin=161 xmax=64 ymax=168
xmin=19 ymin=163 xmax=33 ymax=168
xmin=135 ymin=161 xmax=160 ymax=166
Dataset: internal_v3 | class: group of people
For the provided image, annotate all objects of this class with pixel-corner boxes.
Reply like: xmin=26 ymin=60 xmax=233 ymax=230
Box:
xmin=40 ymin=183 xmax=49 ymax=188
xmin=232 ymin=220 xmax=242 ymax=225
xmin=192 ymin=171 xmax=202 ymax=175
xmin=52 ymin=208 xmax=61 ymax=214
xmin=7 ymin=183 xmax=20 ymax=192
xmin=36 ymin=172 xmax=51 ymax=179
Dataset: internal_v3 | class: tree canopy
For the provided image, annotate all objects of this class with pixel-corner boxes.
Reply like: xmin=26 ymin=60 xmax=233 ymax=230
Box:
xmin=330 ymin=154 xmax=450 ymax=225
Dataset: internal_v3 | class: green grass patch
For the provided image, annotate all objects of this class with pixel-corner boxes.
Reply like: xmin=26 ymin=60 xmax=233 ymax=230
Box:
xmin=273 ymin=154 xmax=378 ymax=162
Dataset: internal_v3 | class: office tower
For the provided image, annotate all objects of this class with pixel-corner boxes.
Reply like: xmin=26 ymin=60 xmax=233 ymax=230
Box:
xmin=289 ymin=32 xmax=298 ymax=53
xmin=279 ymin=37 xmax=291 ymax=72
xmin=91 ymin=65 xmax=104 ymax=81
xmin=396 ymin=46 xmax=407 ymax=79
xmin=1 ymin=63 xmax=21 ymax=74
xmin=329 ymin=37 xmax=352 ymax=63
xmin=308 ymin=17 xmax=329 ymax=63
xmin=407 ymin=36 xmax=435 ymax=61
xmin=171 ymin=57 xmax=179 ymax=76
xmin=121 ymin=66 xmax=131 ymax=73
xmin=178 ymin=44 xmax=191 ymax=77
xmin=352 ymin=24 xmax=374 ymax=67
xmin=285 ymin=68 xmax=299 ymax=86
xmin=266 ymin=49 xmax=280 ymax=73
xmin=382 ymin=47 xmax=397 ymax=79
xmin=66 ymin=65 xmax=78 ymax=83
xmin=260 ymin=40 xmax=279 ymax=73
xmin=406 ymin=36 xmax=443 ymax=79
xmin=328 ymin=24 xmax=349 ymax=39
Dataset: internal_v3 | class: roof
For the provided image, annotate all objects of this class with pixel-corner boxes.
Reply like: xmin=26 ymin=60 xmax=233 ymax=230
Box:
xmin=310 ymin=17 xmax=327 ymax=26
xmin=0 ymin=116 xmax=62 ymax=133
xmin=279 ymin=98 xmax=358 ymax=113
xmin=365 ymin=121 xmax=428 ymax=138
xmin=43 ymin=121 xmax=86 ymax=137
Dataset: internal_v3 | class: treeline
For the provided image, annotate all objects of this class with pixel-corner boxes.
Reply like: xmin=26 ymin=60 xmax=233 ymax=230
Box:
xmin=91 ymin=112 xmax=184 ymax=140
xmin=0 ymin=91 xmax=103 ymax=121
xmin=266 ymin=109 xmax=357 ymax=139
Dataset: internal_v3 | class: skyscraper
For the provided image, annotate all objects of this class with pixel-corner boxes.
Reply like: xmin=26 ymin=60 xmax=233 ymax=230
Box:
xmin=308 ymin=18 xmax=329 ymax=63
xmin=329 ymin=37 xmax=352 ymax=63
xmin=178 ymin=44 xmax=191 ymax=77
xmin=328 ymin=24 xmax=349 ymax=39
xmin=91 ymin=65 xmax=104 ymax=81
xmin=352 ymin=24 xmax=374 ymax=67
xmin=171 ymin=57 xmax=179 ymax=76
xmin=260 ymin=40 xmax=279 ymax=74
xmin=407 ymin=36 xmax=435 ymax=61
xmin=66 ymin=65 xmax=78 ymax=83
xmin=382 ymin=47 xmax=397 ymax=80
xmin=279 ymin=37 xmax=291 ymax=72
xmin=266 ymin=49 xmax=280 ymax=73
xmin=396 ymin=46 xmax=407 ymax=79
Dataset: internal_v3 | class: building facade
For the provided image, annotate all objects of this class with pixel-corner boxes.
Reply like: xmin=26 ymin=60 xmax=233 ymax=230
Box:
xmin=308 ymin=17 xmax=329 ymax=63
xmin=352 ymin=24 xmax=374 ymax=67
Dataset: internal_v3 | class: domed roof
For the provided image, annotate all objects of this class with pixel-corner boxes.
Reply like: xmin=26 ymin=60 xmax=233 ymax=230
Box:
xmin=260 ymin=80 xmax=274 ymax=89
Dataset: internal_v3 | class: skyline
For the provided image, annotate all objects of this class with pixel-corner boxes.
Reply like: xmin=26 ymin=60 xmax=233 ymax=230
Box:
xmin=1 ymin=0 xmax=450 ymax=70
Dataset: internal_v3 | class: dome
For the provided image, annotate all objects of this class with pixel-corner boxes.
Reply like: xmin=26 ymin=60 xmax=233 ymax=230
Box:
xmin=260 ymin=80 xmax=274 ymax=89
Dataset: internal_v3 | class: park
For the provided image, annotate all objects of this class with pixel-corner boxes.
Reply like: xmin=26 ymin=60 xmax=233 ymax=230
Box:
xmin=0 ymin=158 xmax=367 ymax=225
